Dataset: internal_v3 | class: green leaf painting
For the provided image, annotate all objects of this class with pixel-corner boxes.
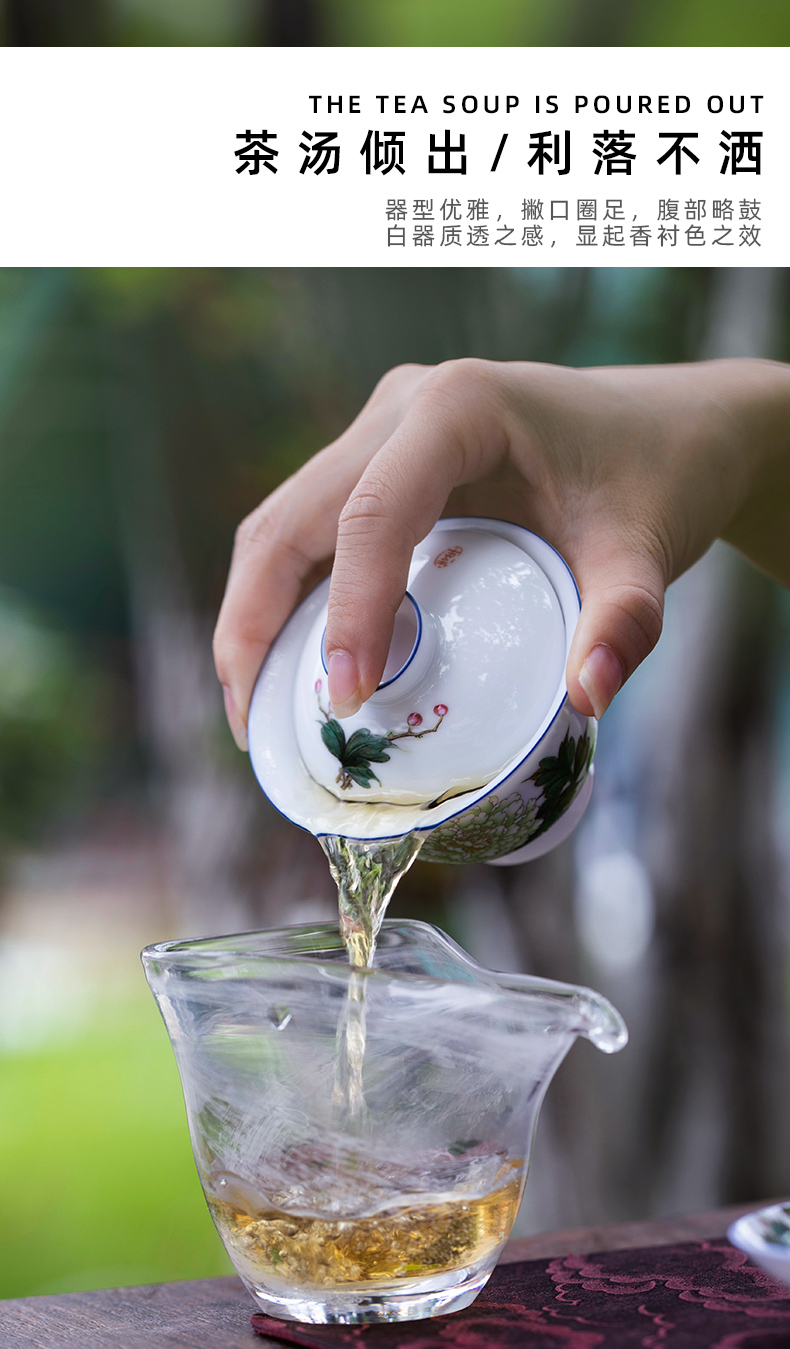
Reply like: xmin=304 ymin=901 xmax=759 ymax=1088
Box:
xmin=422 ymin=725 xmax=594 ymax=864
xmin=528 ymin=727 xmax=594 ymax=840
xmin=315 ymin=681 xmax=447 ymax=792
xmin=319 ymin=718 xmax=346 ymax=762
xmin=320 ymin=718 xmax=392 ymax=790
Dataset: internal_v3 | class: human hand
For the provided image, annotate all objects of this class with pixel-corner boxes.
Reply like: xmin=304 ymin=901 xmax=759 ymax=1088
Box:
xmin=214 ymin=357 xmax=790 ymax=749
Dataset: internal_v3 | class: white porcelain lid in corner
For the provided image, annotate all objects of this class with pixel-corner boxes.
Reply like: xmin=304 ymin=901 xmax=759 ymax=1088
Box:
xmin=293 ymin=527 xmax=566 ymax=807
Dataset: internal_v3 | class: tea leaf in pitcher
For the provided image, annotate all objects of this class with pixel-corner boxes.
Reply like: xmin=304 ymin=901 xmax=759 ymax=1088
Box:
xmin=448 ymin=1139 xmax=481 ymax=1156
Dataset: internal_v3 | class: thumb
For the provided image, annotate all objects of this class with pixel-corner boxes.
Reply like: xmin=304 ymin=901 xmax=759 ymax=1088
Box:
xmin=565 ymin=545 xmax=666 ymax=719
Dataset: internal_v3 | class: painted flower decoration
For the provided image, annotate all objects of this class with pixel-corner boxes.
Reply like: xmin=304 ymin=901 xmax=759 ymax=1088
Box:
xmin=315 ymin=688 xmax=449 ymax=792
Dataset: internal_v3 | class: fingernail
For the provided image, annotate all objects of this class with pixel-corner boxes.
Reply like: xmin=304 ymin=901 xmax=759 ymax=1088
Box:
xmin=223 ymin=685 xmax=248 ymax=751
xmin=578 ymin=644 xmax=624 ymax=720
xmin=327 ymin=650 xmax=361 ymax=718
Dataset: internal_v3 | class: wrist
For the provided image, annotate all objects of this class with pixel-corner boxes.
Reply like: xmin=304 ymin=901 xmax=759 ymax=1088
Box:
xmin=717 ymin=359 xmax=790 ymax=582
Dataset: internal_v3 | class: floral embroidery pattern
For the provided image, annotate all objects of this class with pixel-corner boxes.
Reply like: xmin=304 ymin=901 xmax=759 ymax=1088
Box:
xmin=315 ymin=683 xmax=447 ymax=792
xmin=421 ymin=792 xmax=540 ymax=865
xmin=421 ymin=726 xmax=594 ymax=864
xmin=251 ymin=1238 xmax=790 ymax=1347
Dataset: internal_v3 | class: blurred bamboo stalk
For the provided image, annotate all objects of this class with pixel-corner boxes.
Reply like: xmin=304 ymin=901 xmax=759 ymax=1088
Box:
xmin=565 ymin=0 xmax=641 ymax=44
xmin=105 ymin=332 xmax=262 ymax=936
xmin=468 ymin=270 xmax=790 ymax=1235
xmin=260 ymin=0 xmax=319 ymax=44
xmin=636 ymin=270 xmax=790 ymax=1210
xmin=0 ymin=271 xmax=69 ymax=422
xmin=639 ymin=548 xmax=790 ymax=1208
xmin=4 ymin=0 xmax=106 ymax=43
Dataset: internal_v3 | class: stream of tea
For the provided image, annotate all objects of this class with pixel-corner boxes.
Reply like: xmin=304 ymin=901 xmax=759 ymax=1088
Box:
xmin=208 ymin=831 xmax=522 ymax=1293
xmin=320 ymin=832 xmax=424 ymax=1122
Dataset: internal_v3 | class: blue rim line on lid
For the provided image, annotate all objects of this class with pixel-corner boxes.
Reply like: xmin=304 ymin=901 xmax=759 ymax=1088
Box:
xmin=320 ymin=591 xmax=422 ymax=691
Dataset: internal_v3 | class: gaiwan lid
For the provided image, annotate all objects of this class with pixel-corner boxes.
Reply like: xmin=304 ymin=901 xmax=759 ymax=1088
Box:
xmin=248 ymin=519 xmax=580 ymax=841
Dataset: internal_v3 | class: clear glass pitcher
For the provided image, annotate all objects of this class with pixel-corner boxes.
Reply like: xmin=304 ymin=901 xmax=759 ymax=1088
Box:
xmin=142 ymin=920 xmax=626 ymax=1325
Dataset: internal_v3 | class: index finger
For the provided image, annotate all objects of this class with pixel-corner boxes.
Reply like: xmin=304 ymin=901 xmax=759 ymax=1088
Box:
xmin=212 ymin=455 xmax=356 ymax=749
xmin=213 ymin=365 xmax=432 ymax=746
xmin=325 ymin=361 xmax=507 ymax=716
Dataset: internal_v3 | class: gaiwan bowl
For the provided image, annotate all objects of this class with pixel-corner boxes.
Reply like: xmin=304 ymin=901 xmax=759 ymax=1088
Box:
xmin=728 ymin=1203 xmax=790 ymax=1286
xmin=248 ymin=518 xmax=595 ymax=866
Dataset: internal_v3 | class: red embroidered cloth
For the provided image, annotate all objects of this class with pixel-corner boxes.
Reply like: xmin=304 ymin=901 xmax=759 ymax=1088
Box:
xmin=251 ymin=1240 xmax=790 ymax=1347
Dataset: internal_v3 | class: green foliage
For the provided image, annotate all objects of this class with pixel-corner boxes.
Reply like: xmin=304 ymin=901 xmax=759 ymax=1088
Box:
xmin=0 ymin=282 xmax=127 ymax=636
xmin=84 ymin=268 xmax=204 ymax=324
xmin=0 ymin=993 xmax=231 ymax=1297
xmin=317 ymin=0 xmax=790 ymax=45
xmin=110 ymin=0 xmax=252 ymax=45
xmin=631 ymin=0 xmax=790 ymax=44
xmin=7 ymin=0 xmax=790 ymax=50
xmin=0 ymin=596 xmax=103 ymax=846
xmin=327 ymin=0 xmax=558 ymax=44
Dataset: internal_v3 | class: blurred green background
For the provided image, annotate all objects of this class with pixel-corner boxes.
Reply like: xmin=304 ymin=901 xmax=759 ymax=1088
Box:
xmin=0 ymin=0 xmax=788 ymax=1304
xmin=0 ymin=265 xmax=789 ymax=1299
xmin=2 ymin=0 xmax=790 ymax=46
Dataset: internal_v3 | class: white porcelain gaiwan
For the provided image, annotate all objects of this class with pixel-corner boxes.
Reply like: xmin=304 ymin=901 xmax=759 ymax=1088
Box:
xmin=248 ymin=518 xmax=595 ymax=865
xmin=728 ymin=1204 xmax=790 ymax=1287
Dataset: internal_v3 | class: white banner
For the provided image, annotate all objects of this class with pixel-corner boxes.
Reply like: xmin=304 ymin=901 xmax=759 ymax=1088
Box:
xmin=0 ymin=46 xmax=783 ymax=265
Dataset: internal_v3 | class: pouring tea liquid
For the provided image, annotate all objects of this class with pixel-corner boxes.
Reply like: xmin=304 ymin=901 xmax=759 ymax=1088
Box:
xmin=301 ymin=522 xmax=591 ymax=1127
xmin=319 ymin=832 xmax=424 ymax=1121
xmin=208 ymin=827 xmax=526 ymax=1302
xmin=320 ymin=832 xmax=424 ymax=972
xmin=144 ymin=522 xmax=625 ymax=1323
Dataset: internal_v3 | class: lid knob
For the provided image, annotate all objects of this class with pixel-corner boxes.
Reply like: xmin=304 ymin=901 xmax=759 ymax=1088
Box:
xmin=293 ymin=528 xmax=566 ymax=807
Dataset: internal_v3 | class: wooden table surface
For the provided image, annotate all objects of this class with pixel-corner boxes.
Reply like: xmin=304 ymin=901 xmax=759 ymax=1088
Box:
xmin=0 ymin=1201 xmax=771 ymax=1349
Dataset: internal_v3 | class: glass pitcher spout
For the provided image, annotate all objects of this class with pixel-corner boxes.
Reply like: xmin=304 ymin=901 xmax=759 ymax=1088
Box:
xmin=370 ymin=920 xmax=628 ymax=1054
xmin=490 ymin=970 xmax=628 ymax=1053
